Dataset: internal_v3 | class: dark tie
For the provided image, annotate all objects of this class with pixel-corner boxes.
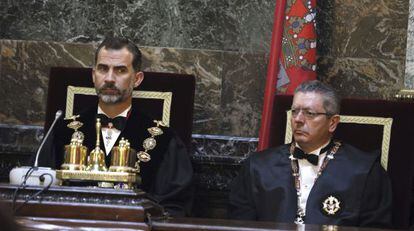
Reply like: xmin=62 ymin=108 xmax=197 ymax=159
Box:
xmin=96 ymin=114 xmax=127 ymax=131
xmin=293 ymin=141 xmax=333 ymax=166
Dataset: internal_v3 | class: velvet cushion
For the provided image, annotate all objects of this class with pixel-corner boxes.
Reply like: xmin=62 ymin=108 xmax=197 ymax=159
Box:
xmin=269 ymin=94 xmax=414 ymax=229
xmin=44 ymin=67 xmax=195 ymax=148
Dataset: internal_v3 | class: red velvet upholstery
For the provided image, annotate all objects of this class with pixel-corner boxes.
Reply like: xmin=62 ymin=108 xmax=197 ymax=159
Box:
xmin=269 ymin=94 xmax=414 ymax=229
xmin=44 ymin=67 xmax=195 ymax=147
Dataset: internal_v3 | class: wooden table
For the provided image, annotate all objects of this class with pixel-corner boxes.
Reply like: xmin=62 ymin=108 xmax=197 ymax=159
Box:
xmin=0 ymin=184 xmax=400 ymax=231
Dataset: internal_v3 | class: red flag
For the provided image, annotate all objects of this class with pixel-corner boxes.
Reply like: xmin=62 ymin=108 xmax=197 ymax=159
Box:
xmin=258 ymin=0 xmax=317 ymax=150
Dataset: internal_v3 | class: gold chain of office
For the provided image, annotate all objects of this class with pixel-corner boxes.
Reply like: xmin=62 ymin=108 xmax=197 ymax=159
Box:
xmin=289 ymin=140 xmax=341 ymax=224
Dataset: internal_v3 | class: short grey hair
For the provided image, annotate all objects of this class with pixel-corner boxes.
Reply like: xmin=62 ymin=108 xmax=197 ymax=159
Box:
xmin=294 ymin=80 xmax=341 ymax=115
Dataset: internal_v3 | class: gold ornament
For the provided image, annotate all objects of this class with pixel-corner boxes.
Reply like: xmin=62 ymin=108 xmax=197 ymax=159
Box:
xmin=322 ymin=196 xmax=341 ymax=215
xmin=137 ymin=151 xmax=151 ymax=162
xmin=148 ymin=127 xmax=163 ymax=136
xmin=143 ymin=137 xmax=157 ymax=150
xmin=135 ymin=120 xmax=164 ymax=167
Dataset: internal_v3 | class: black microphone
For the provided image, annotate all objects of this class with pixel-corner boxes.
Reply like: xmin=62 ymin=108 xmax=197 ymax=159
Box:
xmin=33 ymin=110 xmax=63 ymax=167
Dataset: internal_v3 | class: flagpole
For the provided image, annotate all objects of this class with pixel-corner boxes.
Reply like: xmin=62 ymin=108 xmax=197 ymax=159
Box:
xmin=258 ymin=0 xmax=287 ymax=151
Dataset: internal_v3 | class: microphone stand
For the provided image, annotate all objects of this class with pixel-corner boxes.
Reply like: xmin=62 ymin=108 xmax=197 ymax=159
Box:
xmin=34 ymin=110 xmax=63 ymax=167
xmin=9 ymin=110 xmax=63 ymax=213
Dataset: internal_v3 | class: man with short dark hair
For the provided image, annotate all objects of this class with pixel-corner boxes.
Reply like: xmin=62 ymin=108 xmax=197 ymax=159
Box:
xmin=229 ymin=80 xmax=392 ymax=227
xmin=41 ymin=37 xmax=193 ymax=217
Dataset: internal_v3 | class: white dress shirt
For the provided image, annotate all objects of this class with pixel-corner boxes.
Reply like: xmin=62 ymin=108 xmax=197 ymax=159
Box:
xmin=97 ymin=106 xmax=131 ymax=155
xmin=296 ymin=140 xmax=330 ymax=215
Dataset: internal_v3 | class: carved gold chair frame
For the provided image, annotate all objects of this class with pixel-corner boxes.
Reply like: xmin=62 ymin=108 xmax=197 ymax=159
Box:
xmin=66 ymin=86 xmax=172 ymax=127
xmin=285 ymin=111 xmax=393 ymax=170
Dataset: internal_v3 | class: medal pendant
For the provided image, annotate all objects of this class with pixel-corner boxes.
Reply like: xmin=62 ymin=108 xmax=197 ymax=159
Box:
xmin=322 ymin=196 xmax=341 ymax=215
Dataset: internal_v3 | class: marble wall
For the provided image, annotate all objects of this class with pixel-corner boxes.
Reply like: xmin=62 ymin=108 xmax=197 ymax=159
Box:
xmin=317 ymin=0 xmax=408 ymax=99
xmin=405 ymin=0 xmax=414 ymax=88
xmin=0 ymin=0 xmax=276 ymax=52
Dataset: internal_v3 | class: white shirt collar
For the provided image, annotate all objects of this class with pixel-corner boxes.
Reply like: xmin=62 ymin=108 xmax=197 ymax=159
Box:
xmin=296 ymin=139 xmax=331 ymax=156
xmin=97 ymin=105 xmax=131 ymax=118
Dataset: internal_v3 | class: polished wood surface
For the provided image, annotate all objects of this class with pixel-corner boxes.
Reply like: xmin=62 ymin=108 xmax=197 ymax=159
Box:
xmin=11 ymin=201 xmax=146 ymax=222
xmin=15 ymin=217 xmax=400 ymax=231
xmin=151 ymin=218 xmax=400 ymax=231
xmin=0 ymin=183 xmax=164 ymax=224
xmin=16 ymin=217 xmax=149 ymax=231
xmin=0 ymin=184 xmax=401 ymax=231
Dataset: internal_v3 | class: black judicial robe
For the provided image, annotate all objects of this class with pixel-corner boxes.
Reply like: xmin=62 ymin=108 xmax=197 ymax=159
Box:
xmin=39 ymin=106 xmax=194 ymax=217
xmin=228 ymin=144 xmax=392 ymax=228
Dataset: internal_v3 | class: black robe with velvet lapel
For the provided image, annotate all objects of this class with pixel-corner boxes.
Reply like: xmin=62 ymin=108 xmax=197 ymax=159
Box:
xmin=39 ymin=106 xmax=194 ymax=217
xmin=228 ymin=143 xmax=392 ymax=228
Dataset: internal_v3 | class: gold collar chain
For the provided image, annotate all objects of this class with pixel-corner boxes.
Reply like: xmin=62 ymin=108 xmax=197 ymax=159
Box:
xmin=289 ymin=140 xmax=341 ymax=224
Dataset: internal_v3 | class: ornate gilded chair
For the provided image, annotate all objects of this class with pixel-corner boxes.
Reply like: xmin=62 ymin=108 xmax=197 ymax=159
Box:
xmin=267 ymin=94 xmax=414 ymax=229
xmin=44 ymin=67 xmax=195 ymax=148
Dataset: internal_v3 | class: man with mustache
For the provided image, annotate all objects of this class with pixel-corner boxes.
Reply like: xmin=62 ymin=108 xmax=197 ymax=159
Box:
xmin=229 ymin=80 xmax=392 ymax=227
xmin=42 ymin=37 xmax=193 ymax=217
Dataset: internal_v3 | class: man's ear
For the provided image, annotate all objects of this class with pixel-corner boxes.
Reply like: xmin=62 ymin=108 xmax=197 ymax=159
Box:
xmin=92 ymin=68 xmax=96 ymax=84
xmin=329 ymin=114 xmax=340 ymax=133
xmin=134 ymin=71 xmax=144 ymax=88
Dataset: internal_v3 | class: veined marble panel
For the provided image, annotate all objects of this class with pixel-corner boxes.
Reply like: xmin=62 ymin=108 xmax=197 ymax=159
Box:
xmin=0 ymin=0 xmax=410 ymax=58
xmin=1 ymin=0 xmax=276 ymax=52
xmin=221 ymin=52 xmax=267 ymax=137
xmin=140 ymin=47 xmax=223 ymax=135
xmin=0 ymin=0 xmax=114 ymax=43
xmin=318 ymin=56 xmax=405 ymax=99
xmin=113 ymin=0 xmax=188 ymax=49
xmin=192 ymin=134 xmax=258 ymax=159
xmin=319 ymin=0 xmax=408 ymax=59
xmin=316 ymin=0 xmax=335 ymax=57
xmin=404 ymin=0 xmax=414 ymax=89
xmin=113 ymin=0 xmax=275 ymax=52
xmin=0 ymin=40 xmax=94 ymax=125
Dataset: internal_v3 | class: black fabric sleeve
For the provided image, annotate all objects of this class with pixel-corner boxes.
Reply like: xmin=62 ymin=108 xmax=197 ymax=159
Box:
xmin=149 ymin=135 xmax=194 ymax=217
xmin=358 ymin=157 xmax=393 ymax=228
xmin=228 ymin=157 xmax=257 ymax=220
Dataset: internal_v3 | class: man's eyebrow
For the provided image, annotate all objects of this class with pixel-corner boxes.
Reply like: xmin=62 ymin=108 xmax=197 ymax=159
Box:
xmin=291 ymin=106 xmax=312 ymax=109
xmin=96 ymin=63 xmax=127 ymax=67
xmin=113 ymin=65 xmax=128 ymax=68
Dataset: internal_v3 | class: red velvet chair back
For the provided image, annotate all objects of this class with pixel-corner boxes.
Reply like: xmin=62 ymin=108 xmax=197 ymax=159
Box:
xmin=44 ymin=67 xmax=195 ymax=147
xmin=269 ymin=94 xmax=414 ymax=229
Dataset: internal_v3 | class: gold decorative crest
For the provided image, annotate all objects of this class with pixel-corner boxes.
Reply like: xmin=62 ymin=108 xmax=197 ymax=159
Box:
xmin=285 ymin=111 xmax=392 ymax=170
xmin=66 ymin=86 xmax=172 ymax=127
